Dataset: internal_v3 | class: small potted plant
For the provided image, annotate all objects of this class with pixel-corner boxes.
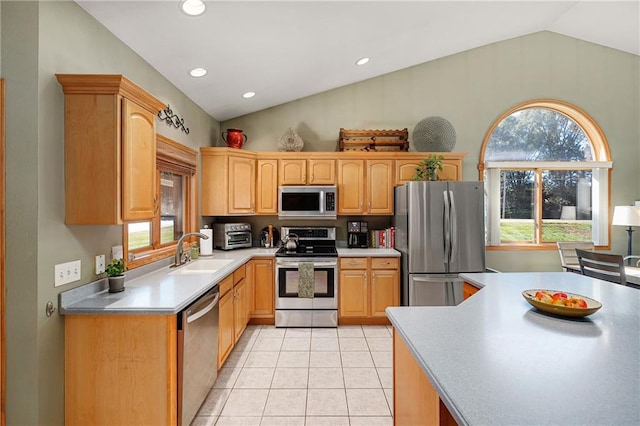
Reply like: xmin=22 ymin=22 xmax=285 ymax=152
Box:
xmin=105 ymin=258 xmax=126 ymax=293
xmin=412 ymin=154 xmax=444 ymax=181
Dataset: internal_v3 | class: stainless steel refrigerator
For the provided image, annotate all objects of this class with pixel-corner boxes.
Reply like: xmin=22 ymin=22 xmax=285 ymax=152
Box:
xmin=393 ymin=181 xmax=485 ymax=306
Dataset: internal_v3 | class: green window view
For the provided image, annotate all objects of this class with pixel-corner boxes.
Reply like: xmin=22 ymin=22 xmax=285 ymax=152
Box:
xmin=485 ymin=107 xmax=599 ymax=245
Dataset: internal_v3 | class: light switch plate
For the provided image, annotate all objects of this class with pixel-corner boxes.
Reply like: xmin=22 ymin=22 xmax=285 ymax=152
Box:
xmin=54 ymin=260 xmax=82 ymax=287
xmin=111 ymin=245 xmax=123 ymax=261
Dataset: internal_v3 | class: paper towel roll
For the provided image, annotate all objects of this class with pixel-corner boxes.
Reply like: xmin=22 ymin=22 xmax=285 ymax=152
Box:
xmin=200 ymin=228 xmax=213 ymax=255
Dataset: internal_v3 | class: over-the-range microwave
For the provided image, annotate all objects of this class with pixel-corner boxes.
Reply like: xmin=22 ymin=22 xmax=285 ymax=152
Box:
xmin=278 ymin=185 xmax=337 ymax=220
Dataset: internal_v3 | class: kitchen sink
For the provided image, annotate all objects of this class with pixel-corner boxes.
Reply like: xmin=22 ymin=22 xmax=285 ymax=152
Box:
xmin=168 ymin=258 xmax=234 ymax=275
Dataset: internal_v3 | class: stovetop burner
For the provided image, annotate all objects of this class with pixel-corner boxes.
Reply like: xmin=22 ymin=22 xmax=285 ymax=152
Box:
xmin=276 ymin=226 xmax=338 ymax=257
xmin=275 ymin=245 xmax=338 ymax=257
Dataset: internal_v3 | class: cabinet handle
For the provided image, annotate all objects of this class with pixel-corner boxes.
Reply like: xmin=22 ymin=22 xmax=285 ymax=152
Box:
xmin=153 ymin=196 xmax=158 ymax=213
xmin=310 ymin=173 xmax=314 ymax=183
xmin=360 ymin=201 xmax=363 ymax=210
xmin=368 ymin=201 xmax=371 ymax=212
xmin=364 ymin=272 xmax=367 ymax=282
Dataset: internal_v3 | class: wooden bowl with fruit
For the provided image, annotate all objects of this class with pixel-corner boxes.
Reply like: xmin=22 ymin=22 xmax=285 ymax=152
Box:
xmin=522 ymin=289 xmax=602 ymax=317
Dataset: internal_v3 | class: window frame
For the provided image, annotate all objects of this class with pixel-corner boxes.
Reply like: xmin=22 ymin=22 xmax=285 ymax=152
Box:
xmin=124 ymin=134 xmax=198 ymax=269
xmin=479 ymin=99 xmax=612 ymax=250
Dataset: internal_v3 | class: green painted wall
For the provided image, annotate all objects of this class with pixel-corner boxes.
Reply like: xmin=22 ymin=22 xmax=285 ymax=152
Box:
xmin=2 ymin=2 xmax=219 ymax=424
xmin=223 ymin=31 xmax=640 ymax=271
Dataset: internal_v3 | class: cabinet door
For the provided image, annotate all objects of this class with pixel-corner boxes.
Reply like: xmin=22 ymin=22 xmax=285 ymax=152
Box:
xmin=366 ymin=159 xmax=394 ymax=214
xmin=308 ymin=159 xmax=335 ymax=185
xmin=337 ymin=159 xmax=365 ymax=214
xmin=218 ymin=290 xmax=234 ymax=368
xmin=396 ymin=158 xmax=462 ymax=184
xmin=233 ymin=279 xmax=247 ymax=343
xmin=279 ymin=159 xmax=306 ymax=185
xmin=121 ymin=98 xmax=157 ymax=221
xmin=228 ymin=155 xmax=255 ymax=214
xmin=339 ymin=269 xmax=369 ymax=317
xmin=370 ymin=269 xmax=399 ymax=317
xmin=252 ymin=259 xmax=274 ymax=318
xmin=256 ymin=159 xmax=278 ymax=214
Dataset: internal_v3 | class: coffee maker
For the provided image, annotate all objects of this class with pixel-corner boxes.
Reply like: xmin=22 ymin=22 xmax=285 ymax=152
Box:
xmin=347 ymin=221 xmax=369 ymax=248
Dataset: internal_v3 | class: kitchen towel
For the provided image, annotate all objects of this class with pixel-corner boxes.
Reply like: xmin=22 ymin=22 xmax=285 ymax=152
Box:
xmin=200 ymin=227 xmax=213 ymax=256
xmin=298 ymin=262 xmax=315 ymax=298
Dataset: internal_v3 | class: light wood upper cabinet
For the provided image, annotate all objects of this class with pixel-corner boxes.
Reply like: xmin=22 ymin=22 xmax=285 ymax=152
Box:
xmin=337 ymin=159 xmax=365 ymax=214
xmin=337 ymin=159 xmax=393 ymax=215
xmin=56 ymin=74 xmax=165 ymax=224
xmin=256 ymin=159 xmax=278 ymax=215
xmin=279 ymin=159 xmax=306 ymax=185
xmin=279 ymin=158 xmax=335 ymax=185
xmin=366 ymin=159 xmax=394 ymax=215
xmin=121 ymin=98 xmax=157 ymax=221
xmin=201 ymin=148 xmax=256 ymax=216
xmin=395 ymin=155 xmax=463 ymax=184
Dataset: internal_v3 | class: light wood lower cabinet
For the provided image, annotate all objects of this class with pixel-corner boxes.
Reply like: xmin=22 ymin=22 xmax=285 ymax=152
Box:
xmin=219 ymin=264 xmax=250 ymax=368
xmin=394 ymin=330 xmax=458 ymax=426
xmin=65 ymin=314 xmax=177 ymax=425
xmin=463 ymin=282 xmax=480 ymax=300
xmin=248 ymin=258 xmax=275 ymax=320
xmin=218 ymin=275 xmax=235 ymax=368
xmin=339 ymin=257 xmax=399 ymax=324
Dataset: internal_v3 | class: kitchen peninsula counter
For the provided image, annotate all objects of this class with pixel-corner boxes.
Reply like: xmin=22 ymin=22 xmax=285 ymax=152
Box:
xmin=60 ymin=248 xmax=277 ymax=315
xmin=387 ymin=272 xmax=640 ymax=425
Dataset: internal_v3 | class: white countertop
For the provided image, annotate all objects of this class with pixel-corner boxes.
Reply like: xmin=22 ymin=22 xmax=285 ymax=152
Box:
xmin=387 ymin=272 xmax=640 ymax=425
xmin=60 ymin=247 xmax=400 ymax=315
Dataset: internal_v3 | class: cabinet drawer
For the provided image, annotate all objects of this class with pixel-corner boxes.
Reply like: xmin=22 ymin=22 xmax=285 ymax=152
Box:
xmin=371 ymin=257 xmax=399 ymax=269
xmin=219 ymin=274 xmax=234 ymax=297
xmin=233 ymin=264 xmax=246 ymax=284
xmin=340 ymin=258 xmax=368 ymax=269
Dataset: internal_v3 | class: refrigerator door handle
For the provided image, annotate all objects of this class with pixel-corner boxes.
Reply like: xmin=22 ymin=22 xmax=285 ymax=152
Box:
xmin=443 ymin=190 xmax=451 ymax=266
xmin=448 ymin=190 xmax=457 ymax=264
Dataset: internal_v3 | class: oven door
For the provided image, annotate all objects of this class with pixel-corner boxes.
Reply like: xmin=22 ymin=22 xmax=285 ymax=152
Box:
xmin=275 ymin=258 xmax=337 ymax=309
xmin=226 ymin=231 xmax=252 ymax=249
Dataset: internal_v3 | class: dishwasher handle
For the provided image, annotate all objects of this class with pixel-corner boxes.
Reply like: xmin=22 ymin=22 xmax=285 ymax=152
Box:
xmin=186 ymin=290 xmax=219 ymax=324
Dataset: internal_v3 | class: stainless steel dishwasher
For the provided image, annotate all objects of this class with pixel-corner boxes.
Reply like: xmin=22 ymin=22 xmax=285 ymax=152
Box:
xmin=178 ymin=285 xmax=219 ymax=426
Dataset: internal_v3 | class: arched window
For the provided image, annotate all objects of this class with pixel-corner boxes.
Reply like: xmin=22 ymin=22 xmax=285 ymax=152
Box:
xmin=480 ymin=100 xmax=612 ymax=248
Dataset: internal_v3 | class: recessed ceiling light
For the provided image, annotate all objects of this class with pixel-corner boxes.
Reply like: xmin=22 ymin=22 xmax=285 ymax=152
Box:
xmin=189 ymin=67 xmax=207 ymax=78
xmin=355 ymin=57 xmax=370 ymax=66
xmin=242 ymin=92 xmax=256 ymax=99
xmin=180 ymin=0 xmax=206 ymax=16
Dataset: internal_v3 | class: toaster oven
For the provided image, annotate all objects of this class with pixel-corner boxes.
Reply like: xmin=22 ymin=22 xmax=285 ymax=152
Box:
xmin=213 ymin=223 xmax=252 ymax=250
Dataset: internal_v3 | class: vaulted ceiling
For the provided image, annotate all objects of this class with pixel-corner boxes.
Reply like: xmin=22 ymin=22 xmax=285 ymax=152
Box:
xmin=77 ymin=1 xmax=640 ymax=121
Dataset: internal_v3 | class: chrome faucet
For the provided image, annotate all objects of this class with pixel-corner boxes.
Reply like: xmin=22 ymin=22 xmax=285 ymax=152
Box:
xmin=174 ymin=232 xmax=209 ymax=267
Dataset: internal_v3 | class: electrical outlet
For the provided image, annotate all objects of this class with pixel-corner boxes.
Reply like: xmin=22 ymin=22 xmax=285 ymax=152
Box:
xmin=95 ymin=254 xmax=106 ymax=274
xmin=54 ymin=260 xmax=82 ymax=287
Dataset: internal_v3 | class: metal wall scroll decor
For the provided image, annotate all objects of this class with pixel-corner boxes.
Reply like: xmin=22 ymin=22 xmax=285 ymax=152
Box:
xmin=158 ymin=104 xmax=190 ymax=134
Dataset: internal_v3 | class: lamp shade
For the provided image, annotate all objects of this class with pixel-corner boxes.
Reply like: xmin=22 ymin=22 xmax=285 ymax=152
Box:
xmin=612 ymin=205 xmax=640 ymax=227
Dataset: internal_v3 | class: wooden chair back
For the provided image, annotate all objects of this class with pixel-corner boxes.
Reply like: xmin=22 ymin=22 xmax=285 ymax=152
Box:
xmin=576 ymin=248 xmax=627 ymax=285
xmin=557 ymin=242 xmax=595 ymax=271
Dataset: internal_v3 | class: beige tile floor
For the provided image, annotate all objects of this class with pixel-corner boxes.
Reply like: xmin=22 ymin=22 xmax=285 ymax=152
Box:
xmin=192 ymin=325 xmax=394 ymax=426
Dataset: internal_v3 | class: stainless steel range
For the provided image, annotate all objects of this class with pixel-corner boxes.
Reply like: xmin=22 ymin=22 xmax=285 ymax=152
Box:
xmin=275 ymin=226 xmax=338 ymax=328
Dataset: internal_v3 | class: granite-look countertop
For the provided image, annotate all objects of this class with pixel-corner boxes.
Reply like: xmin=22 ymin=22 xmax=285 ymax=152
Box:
xmin=59 ymin=248 xmax=277 ymax=315
xmin=387 ymin=272 xmax=640 ymax=426
xmin=60 ymin=247 xmax=400 ymax=315
xmin=336 ymin=248 xmax=400 ymax=257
